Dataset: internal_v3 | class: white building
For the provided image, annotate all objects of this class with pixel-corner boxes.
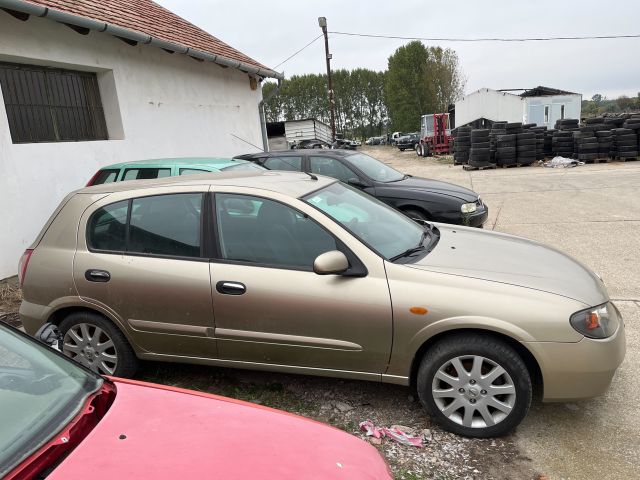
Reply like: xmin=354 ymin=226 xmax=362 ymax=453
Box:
xmin=454 ymin=86 xmax=582 ymax=128
xmin=0 ymin=0 xmax=281 ymax=279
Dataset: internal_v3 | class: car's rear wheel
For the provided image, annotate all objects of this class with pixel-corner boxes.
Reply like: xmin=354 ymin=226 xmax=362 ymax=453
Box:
xmin=59 ymin=311 xmax=139 ymax=377
xmin=416 ymin=334 xmax=531 ymax=438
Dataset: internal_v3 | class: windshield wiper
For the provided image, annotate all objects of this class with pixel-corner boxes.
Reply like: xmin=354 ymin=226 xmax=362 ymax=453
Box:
xmin=389 ymin=228 xmax=430 ymax=262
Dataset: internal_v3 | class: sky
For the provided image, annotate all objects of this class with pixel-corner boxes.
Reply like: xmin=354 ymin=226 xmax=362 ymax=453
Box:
xmin=157 ymin=0 xmax=640 ymax=100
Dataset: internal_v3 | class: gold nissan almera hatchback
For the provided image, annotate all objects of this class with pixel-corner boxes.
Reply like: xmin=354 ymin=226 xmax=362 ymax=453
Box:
xmin=19 ymin=171 xmax=625 ymax=437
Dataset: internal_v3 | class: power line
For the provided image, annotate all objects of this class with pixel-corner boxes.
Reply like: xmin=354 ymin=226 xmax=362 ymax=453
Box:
xmin=329 ymin=31 xmax=640 ymax=42
xmin=273 ymin=34 xmax=324 ymax=69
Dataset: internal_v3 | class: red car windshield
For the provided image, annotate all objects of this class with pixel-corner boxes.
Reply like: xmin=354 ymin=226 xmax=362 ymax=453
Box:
xmin=0 ymin=325 xmax=102 ymax=478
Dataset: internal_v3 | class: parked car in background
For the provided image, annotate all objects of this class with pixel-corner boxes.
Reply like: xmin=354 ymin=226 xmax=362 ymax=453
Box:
xmin=19 ymin=171 xmax=625 ymax=437
xmin=235 ymin=150 xmax=488 ymax=226
xmin=291 ymin=139 xmax=331 ymax=149
xmin=333 ymin=138 xmax=358 ymax=150
xmin=396 ymin=133 xmax=420 ymax=151
xmin=0 ymin=322 xmax=391 ymax=479
xmin=86 ymin=157 xmax=264 ymax=186
xmin=390 ymin=132 xmax=404 ymax=145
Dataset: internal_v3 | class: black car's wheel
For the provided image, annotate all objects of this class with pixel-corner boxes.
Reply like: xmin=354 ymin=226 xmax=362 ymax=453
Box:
xmin=416 ymin=334 xmax=531 ymax=438
xmin=403 ymin=208 xmax=429 ymax=223
xmin=59 ymin=311 xmax=139 ymax=377
xmin=399 ymin=148 xmax=405 ymax=151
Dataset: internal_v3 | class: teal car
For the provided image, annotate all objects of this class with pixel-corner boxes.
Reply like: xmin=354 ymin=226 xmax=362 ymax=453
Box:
xmin=87 ymin=157 xmax=265 ymax=186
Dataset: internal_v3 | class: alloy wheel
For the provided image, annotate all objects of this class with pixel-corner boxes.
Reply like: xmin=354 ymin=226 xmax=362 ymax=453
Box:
xmin=431 ymin=355 xmax=516 ymax=428
xmin=63 ymin=322 xmax=118 ymax=375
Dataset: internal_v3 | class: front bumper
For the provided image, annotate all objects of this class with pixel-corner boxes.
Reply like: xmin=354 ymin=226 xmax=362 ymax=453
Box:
xmin=525 ymin=321 xmax=626 ymax=402
xmin=464 ymin=205 xmax=488 ymax=228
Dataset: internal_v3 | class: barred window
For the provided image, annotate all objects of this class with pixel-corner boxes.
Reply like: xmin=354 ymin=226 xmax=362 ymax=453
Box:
xmin=0 ymin=62 xmax=108 ymax=144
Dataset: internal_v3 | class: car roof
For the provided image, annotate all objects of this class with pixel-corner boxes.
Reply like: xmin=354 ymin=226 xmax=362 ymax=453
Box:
xmin=101 ymin=157 xmax=250 ymax=170
xmin=80 ymin=170 xmax=336 ymax=198
xmin=236 ymin=149 xmax=357 ymax=160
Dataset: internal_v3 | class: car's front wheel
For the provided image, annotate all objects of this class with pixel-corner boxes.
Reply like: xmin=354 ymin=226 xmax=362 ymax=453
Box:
xmin=416 ymin=334 xmax=531 ymax=437
xmin=59 ymin=311 xmax=139 ymax=377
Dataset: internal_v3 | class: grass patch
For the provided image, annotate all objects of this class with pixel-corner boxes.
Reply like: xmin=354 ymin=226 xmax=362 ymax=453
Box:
xmin=434 ymin=155 xmax=454 ymax=165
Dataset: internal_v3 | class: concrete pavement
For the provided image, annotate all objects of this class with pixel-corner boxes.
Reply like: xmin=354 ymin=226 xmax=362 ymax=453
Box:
xmin=370 ymin=146 xmax=640 ymax=479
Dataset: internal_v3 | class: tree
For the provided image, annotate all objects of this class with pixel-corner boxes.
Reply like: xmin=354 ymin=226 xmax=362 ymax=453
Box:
xmin=385 ymin=41 xmax=465 ymax=132
xmin=591 ymin=93 xmax=603 ymax=104
xmin=616 ymin=95 xmax=634 ymax=111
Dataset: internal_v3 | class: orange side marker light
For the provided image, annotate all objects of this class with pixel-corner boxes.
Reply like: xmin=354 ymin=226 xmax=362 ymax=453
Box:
xmin=410 ymin=307 xmax=428 ymax=315
xmin=586 ymin=312 xmax=600 ymax=330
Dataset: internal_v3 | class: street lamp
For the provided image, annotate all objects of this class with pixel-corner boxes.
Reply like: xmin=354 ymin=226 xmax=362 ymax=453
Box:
xmin=318 ymin=16 xmax=336 ymax=142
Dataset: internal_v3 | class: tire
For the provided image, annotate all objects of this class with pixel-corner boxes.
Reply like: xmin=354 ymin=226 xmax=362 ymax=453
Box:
xmin=416 ymin=144 xmax=423 ymax=156
xmin=59 ymin=311 xmax=139 ymax=377
xmin=399 ymin=148 xmax=405 ymax=151
xmin=403 ymin=208 xmax=429 ymax=223
xmin=416 ymin=334 xmax=532 ymax=438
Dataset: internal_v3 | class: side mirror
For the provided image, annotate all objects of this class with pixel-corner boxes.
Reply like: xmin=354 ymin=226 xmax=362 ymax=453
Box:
xmin=313 ymin=250 xmax=349 ymax=275
xmin=347 ymin=177 xmax=366 ymax=188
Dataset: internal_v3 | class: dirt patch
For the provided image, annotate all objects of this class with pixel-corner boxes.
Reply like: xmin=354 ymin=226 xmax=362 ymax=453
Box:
xmin=136 ymin=362 xmax=540 ymax=479
xmin=0 ymin=277 xmax=21 ymax=316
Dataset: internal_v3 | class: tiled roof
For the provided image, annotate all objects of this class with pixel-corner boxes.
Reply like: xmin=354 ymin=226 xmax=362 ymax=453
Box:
xmin=19 ymin=0 xmax=272 ymax=73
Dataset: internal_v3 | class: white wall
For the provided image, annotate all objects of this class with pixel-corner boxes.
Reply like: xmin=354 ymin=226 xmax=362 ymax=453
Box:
xmin=455 ymin=88 xmax=523 ymax=126
xmin=524 ymin=94 xmax=582 ymax=127
xmin=0 ymin=14 xmax=265 ymax=278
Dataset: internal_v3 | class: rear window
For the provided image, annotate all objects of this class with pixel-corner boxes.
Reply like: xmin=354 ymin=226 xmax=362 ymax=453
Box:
xmin=87 ymin=200 xmax=129 ymax=251
xmin=179 ymin=168 xmax=209 ymax=175
xmin=122 ymin=168 xmax=171 ymax=181
xmin=90 ymin=169 xmax=119 ymax=185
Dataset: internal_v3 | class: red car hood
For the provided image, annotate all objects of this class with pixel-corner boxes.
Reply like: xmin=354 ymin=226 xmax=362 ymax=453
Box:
xmin=47 ymin=378 xmax=390 ymax=480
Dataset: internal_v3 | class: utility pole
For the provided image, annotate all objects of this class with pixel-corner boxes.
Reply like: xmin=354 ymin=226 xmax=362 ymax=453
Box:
xmin=318 ymin=17 xmax=336 ymax=142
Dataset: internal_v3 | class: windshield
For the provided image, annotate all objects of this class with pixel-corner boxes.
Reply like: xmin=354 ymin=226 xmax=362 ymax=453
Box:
xmin=303 ymin=182 xmax=425 ymax=259
xmin=221 ymin=162 xmax=265 ymax=172
xmin=346 ymin=153 xmax=405 ymax=182
xmin=0 ymin=324 xmax=102 ymax=477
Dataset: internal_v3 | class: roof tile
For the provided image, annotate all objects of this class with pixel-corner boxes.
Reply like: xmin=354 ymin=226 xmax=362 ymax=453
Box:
xmin=22 ymin=0 xmax=269 ymax=71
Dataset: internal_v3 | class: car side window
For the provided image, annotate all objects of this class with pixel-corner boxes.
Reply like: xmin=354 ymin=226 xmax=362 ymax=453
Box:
xmin=215 ymin=193 xmax=337 ymax=269
xmin=122 ymin=168 xmax=171 ymax=181
xmin=129 ymin=194 xmax=203 ymax=258
xmin=88 ymin=200 xmax=129 ymax=251
xmin=309 ymin=156 xmax=354 ymax=183
xmin=263 ymin=156 xmax=302 ymax=172
xmin=179 ymin=168 xmax=208 ymax=176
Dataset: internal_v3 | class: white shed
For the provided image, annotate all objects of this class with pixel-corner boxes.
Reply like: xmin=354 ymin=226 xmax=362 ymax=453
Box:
xmin=454 ymin=86 xmax=582 ymax=128
xmin=0 ymin=0 xmax=282 ymax=279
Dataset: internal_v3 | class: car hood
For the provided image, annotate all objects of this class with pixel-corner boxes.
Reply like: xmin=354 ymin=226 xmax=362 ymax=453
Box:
xmin=48 ymin=379 xmax=389 ymax=480
xmin=407 ymin=224 xmax=607 ymax=305
xmin=382 ymin=176 xmax=478 ymax=202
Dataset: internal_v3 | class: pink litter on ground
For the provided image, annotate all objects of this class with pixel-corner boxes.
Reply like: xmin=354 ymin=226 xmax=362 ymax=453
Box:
xmin=358 ymin=420 xmax=423 ymax=448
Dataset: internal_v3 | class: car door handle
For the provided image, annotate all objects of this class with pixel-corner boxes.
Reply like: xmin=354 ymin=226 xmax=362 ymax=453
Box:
xmin=85 ymin=269 xmax=111 ymax=282
xmin=216 ymin=281 xmax=246 ymax=295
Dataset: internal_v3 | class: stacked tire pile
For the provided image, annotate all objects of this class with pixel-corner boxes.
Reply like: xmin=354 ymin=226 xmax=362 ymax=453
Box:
xmin=622 ymin=116 xmax=640 ymax=159
xmin=573 ymin=130 xmax=598 ymax=162
xmin=516 ymin=131 xmax=536 ymax=165
xmin=552 ymin=119 xmax=579 ymax=157
xmin=595 ymin=129 xmax=612 ymax=158
xmin=469 ymin=129 xmax=492 ymax=167
xmin=611 ymin=127 xmax=638 ymax=160
xmin=531 ymin=126 xmax=547 ymax=161
xmin=543 ymin=129 xmax=555 ymax=157
xmin=453 ymin=126 xmax=471 ymax=165
xmin=489 ymin=122 xmax=507 ymax=164
xmin=495 ymin=132 xmax=516 ymax=166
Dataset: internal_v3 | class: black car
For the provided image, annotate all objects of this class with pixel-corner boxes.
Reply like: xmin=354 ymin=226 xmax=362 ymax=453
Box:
xmin=234 ymin=150 xmax=488 ymax=227
xmin=397 ymin=133 xmax=419 ymax=151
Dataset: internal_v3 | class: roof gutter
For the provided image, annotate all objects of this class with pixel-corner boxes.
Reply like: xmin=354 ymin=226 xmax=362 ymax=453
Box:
xmin=0 ymin=0 xmax=284 ymax=80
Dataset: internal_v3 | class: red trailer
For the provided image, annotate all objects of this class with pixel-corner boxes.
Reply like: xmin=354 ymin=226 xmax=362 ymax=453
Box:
xmin=416 ymin=113 xmax=454 ymax=157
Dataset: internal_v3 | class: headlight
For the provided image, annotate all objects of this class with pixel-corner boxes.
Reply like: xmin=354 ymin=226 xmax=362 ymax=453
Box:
xmin=461 ymin=202 xmax=477 ymax=214
xmin=570 ymin=302 xmax=620 ymax=339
